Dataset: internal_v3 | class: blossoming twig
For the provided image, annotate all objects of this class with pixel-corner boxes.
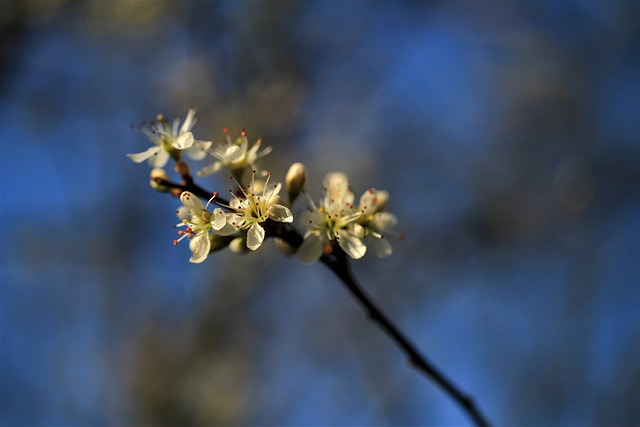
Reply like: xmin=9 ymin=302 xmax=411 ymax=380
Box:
xmin=129 ymin=109 xmax=491 ymax=426
xmin=151 ymin=172 xmax=490 ymax=426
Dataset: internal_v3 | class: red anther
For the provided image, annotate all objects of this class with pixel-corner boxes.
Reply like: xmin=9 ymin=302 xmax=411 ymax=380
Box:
xmin=223 ymin=127 xmax=229 ymax=134
xmin=178 ymin=230 xmax=185 ymax=236
xmin=173 ymin=240 xmax=178 ymax=246
xmin=213 ymin=192 xmax=219 ymax=198
xmin=241 ymin=129 xmax=247 ymax=137
xmin=371 ymin=197 xmax=377 ymax=204
xmin=185 ymin=227 xmax=193 ymax=233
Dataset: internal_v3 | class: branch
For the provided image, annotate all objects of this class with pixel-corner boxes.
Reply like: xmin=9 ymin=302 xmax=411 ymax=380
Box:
xmin=321 ymin=249 xmax=491 ymax=427
xmin=159 ymin=174 xmax=491 ymax=427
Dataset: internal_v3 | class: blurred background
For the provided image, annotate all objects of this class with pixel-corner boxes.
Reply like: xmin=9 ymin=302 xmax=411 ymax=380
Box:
xmin=1 ymin=1 xmax=638 ymax=426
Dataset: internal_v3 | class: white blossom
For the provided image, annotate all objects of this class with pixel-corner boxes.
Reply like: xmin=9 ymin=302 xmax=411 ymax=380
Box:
xmin=174 ymin=191 xmax=227 ymax=263
xmin=221 ymin=173 xmax=293 ymax=251
xmin=128 ymin=108 xmax=212 ymax=167
xmin=196 ymin=129 xmax=272 ymax=179
xmin=297 ymin=172 xmax=365 ymax=263
xmin=298 ymin=172 xmax=397 ymax=263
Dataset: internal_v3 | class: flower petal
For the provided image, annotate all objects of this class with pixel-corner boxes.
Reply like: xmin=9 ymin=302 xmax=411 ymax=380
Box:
xmin=297 ymin=233 xmax=324 ymax=264
xmin=180 ymin=192 xmax=205 ymax=212
xmin=224 ymin=213 xmax=245 ymax=232
xmin=148 ymin=149 xmax=170 ymax=168
xmin=189 ymin=232 xmax=211 ymax=263
xmin=323 ymin=172 xmax=354 ymax=205
xmin=196 ymin=161 xmax=224 ymax=177
xmin=173 ymin=131 xmax=194 ymax=149
xmin=176 ymin=206 xmax=190 ymax=221
xmin=185 ymin=140 xmax=212 ymax=161
xmin=211 ymin=208 xmax=227 ymax=230
xmin=298 ymin=210 xmax=322 ymax=230
xmin=367 ymin=236 xmax=392 ymax=258
xmin=180 ymin=108 xmax=197 ymax=134
xmin=359 ymin=189 xmax=378 ymax=215
xmin=224 ymin=144 xmax=244 ymax=163
xmin=230 ymin=198 xmax=245 ymax=210
xmin=247 ymin=223 xmax=265 ymax=250
xmin=268 ymin=204 xmax=293 ymax=223
xmin=373 ymin=212 xmax=398 ymax=231
xmin=215 ymin=222 xmax=240 ymax=236
xmin=338 ymin=232 xmax=366 ymax=259
xmin=127 ymin=146 xmax=161 ymax=163
xmin=265 ymin=182 xmax=282 ymax=199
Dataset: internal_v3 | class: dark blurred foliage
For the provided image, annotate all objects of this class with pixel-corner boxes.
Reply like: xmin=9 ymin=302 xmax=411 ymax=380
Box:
xmin=1 ymin=1 xmax=638 ymax=426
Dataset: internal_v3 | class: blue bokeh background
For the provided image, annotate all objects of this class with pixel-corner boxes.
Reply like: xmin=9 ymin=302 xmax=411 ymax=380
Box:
xmin=1 ymin=1 xmax=638 ymax=426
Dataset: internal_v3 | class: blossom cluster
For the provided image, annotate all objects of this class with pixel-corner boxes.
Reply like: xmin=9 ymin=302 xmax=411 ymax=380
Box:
xmin=129 ymin=108 xmax=398 ymax=264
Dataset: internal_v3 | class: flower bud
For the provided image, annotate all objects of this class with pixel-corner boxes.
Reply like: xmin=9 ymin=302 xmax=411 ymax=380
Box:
xmin=285 ymin=162 xmax=307 ymax=205
xmin=229 ymin=236 xmax=250 ymax=254
xmin=274 ymin=237 xmax=296 ymax=256
xmin=149 ymin=168 xmax=171 ymax=192
xmin=209 ymin=234 xmax=234 ymax=253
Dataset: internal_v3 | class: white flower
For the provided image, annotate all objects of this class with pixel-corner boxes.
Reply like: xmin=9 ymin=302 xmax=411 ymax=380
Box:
xmin=196 ymin=129 xmax=272 ymax=179
xmin=221 ymin=173 xmax=293 ymax=251
xmin=128 ymin=108 xmax=212 ymax=167
xmin=297 ymin=173 xmax=398 ymax=263
xmin=174 ymin=191 xmax=227 ymax=263
xmin=297 ymin=172 xmax=365 ymax=263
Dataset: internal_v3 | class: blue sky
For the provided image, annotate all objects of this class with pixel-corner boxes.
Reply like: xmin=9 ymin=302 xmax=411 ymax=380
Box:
xmin=1 ymin=1 xmax=638 ymax=426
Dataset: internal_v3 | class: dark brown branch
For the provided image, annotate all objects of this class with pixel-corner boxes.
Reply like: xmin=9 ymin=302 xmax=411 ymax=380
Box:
xmin=321 ymin=249 xmax=491 ymax=427
xmin=154 ymin=177 xmax=219 ymax=202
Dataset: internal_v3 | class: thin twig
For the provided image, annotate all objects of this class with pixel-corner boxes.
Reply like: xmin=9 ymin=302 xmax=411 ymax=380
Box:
xmin=322 ymin=249 xmax=491 ymax=427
